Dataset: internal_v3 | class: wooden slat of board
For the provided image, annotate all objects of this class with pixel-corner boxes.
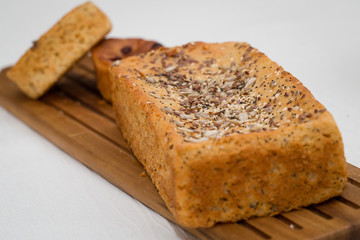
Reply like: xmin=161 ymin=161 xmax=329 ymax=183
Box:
xmin=42 ymin=90 xmax=130 ymax=152
xmin=340 ymin=182 xmax=360 ymax=206
xmin=347 ymin=163 xmax=360 ymax=189
xmin=77 ymin=53 xmax=95 ymax=72
xmin=316 ymin=199 xmax=360 ymax=222
xmin=197 ymin=223 xmax=268 ymax=240
xmin=283 ymin=208 xmax=351 ymax=239
xmin=2 ymin=60 xmax=360 ymax=239
xmin=56 ymin=77 xmax=114 ymax=119
xmin=314 ymin=200 xmax=360 ymax=239
xmin=66 ymin=63 xmax=98 ymax=91
xmin=247 ymin=216 xmax=301 ymax=240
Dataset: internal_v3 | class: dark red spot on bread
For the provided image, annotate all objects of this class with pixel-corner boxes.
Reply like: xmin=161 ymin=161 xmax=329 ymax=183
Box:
xmin=121 ymin=46 xmax=132 ymax=55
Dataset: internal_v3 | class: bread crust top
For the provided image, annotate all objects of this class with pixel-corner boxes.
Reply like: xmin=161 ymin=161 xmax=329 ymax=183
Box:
xmin=111 ymin=41 xmax=331 ymax=146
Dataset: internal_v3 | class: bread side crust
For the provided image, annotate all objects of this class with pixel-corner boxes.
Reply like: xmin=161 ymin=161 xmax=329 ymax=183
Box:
xmin=111 ymin=70 xmax=176 ymax=210
xmin=110 ymin=42 xmax=347 ymax=227
xmin=7 ymin=2 xmax=111 ymax=98
xmin=172 ymin=112 xmax=346 ymax=227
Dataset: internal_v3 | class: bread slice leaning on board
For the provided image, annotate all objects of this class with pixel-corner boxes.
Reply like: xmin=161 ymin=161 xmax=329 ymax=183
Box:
xmin=6 ymin=1 xmax=111 ymax=99
xmin=109 ymin=41 xmax=347 ymax=228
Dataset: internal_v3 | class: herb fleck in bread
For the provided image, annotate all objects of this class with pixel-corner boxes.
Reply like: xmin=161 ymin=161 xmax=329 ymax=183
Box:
xmin=91 ymin=38 xmax=162 ymax=102
xmin=6 ymin=1 xmax=111 ymax=99
xmin=110 ymin=42 xmax=347 ymax=228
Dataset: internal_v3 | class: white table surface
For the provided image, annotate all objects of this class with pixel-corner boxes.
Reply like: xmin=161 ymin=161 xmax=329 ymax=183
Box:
xmin=1 ymin=0 xmax=359 ymax=239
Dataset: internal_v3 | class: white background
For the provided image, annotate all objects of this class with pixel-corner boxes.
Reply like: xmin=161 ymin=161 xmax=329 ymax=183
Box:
xmin=1 ymin=0 xmax=359 ymax=239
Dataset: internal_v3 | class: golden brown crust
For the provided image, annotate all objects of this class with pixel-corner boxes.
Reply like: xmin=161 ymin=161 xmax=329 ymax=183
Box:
xmin=6 ymin=1 xmax=112 ymax=99
xmin=91 ymin=38 xmax=162 ymax=102
xmin=110 ymin=42 xmax=347 ymax=228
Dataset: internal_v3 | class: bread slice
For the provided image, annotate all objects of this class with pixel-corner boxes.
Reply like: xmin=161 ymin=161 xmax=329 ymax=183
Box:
xmin=6 ymin=1 xmax=111 ymax=99
xmin=91 ymin=38 xmax=162 ymax=102
xmin=110 ymin=42 xmax=347 ymax=228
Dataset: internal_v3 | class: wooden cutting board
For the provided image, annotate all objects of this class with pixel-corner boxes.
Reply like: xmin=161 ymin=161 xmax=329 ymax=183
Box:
xmin=1 ymin=56 xmax=360 ymax=240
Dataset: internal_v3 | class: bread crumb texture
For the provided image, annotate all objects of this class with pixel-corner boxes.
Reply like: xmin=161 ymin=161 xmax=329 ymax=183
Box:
xmin=110 ymin=42 xmax=347 ymax=228
xmin=7 ymin=1 xmax=111 ymax=98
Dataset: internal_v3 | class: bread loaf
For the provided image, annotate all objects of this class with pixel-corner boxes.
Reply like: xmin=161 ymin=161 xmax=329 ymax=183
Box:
xmin=91 ymin=38 xmax=162 ymax=102
xmin=110 ymin=41 xmax=347 ymax=228
xmin=6 ymin=1 xmax=111 ymax=98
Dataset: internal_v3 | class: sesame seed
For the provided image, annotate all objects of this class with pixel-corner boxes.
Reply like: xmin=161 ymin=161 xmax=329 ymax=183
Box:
xmin=112 ymin=60 xmax=121 ymax=66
